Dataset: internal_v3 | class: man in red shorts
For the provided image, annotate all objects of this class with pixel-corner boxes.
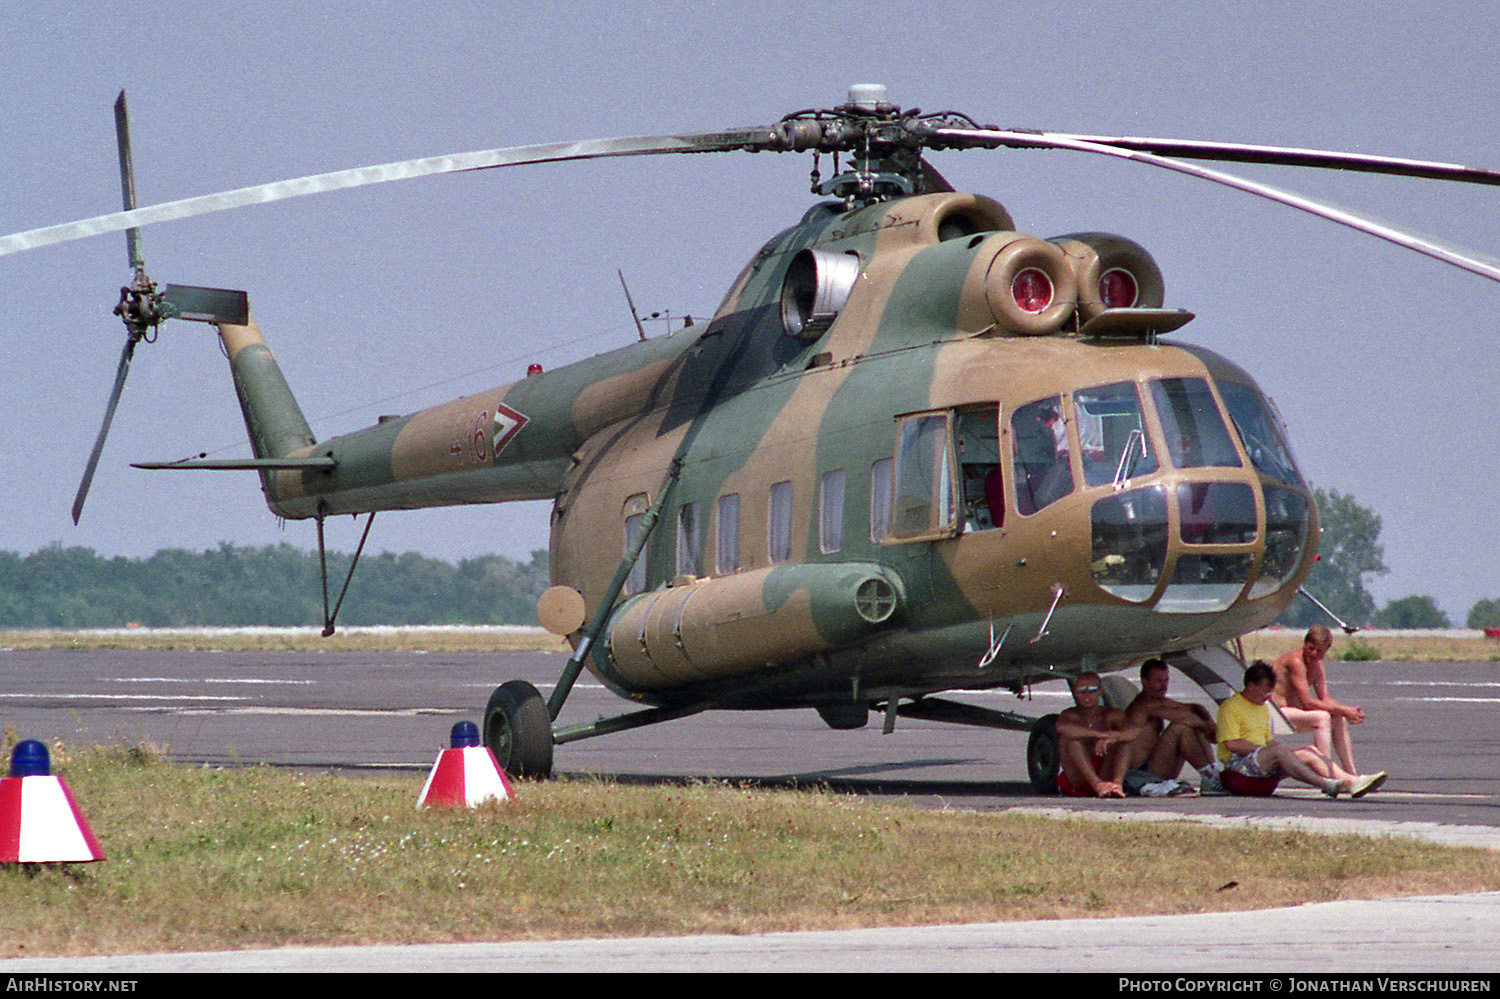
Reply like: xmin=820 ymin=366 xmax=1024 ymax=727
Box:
xmin=1056 ymin=671 xmax=1144 ymax=798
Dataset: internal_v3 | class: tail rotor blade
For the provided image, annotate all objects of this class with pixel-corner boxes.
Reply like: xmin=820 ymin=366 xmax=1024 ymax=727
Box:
xmin=114 ymin=91 xmax=143 ymax=272
xmin=72 ymin=335 xmax=139 ymax=524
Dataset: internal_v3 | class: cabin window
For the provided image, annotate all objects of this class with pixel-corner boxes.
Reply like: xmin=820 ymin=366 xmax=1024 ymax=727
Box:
xmin=1011 ymin=396 xmax=1074 ymax=515
xmin=1074 ymin=382 xmax=1157 ymax=488
xmin=819 ymin=469 xmax=845 ymax=553
xmin=676 ymin=502 xmax=701 ymax=577
xmin=869 ymin=458 xmax=892 ymax=542
xmin=716 ymin=493 xmax=740 ymax=574
xmin=1149 ymin=378 xmax=1241 ymax=470
xmin=892 ymin=413 xmax=956 ymax=537
xmin=768 ymin=481 xmax=794 ymax=564
xmin=1217 ymin=381 xmax=1303 ymax=485
xmin=623 ymin=511 xmax=648 ymax=596
xmin=955 ymin=405 xmax=1002 ymax=531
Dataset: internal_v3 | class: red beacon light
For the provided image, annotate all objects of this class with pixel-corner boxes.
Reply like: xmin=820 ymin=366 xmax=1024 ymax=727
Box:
xmin=1011 ymin=268 xmax=1053 ymax=314
xmin=1098 ymin=268 xmax=1139 ymax=309
xmin=526 ymin=363 xmax=543 ymax=377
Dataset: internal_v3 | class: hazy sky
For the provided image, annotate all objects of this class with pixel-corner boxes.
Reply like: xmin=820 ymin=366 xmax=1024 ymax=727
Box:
xmin=2 ymin=1 xmax=1496 ymax=620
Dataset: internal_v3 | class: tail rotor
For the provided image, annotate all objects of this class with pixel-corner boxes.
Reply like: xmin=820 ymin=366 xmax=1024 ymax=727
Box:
xmin=71 ymin=91 xmax=246 ymax=523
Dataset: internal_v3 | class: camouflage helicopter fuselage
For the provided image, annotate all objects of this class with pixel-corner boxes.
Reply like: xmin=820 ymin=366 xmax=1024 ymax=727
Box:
xmin=220 ymin=190 xmax=1316 ymax=721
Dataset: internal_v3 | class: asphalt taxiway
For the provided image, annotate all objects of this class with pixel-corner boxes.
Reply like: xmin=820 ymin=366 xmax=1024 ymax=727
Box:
xmin=3 ymin=643 xmax=1498 ymax=971
xmin=5 ymin=892 xmax=1500 ymax=973
xmin=3 ymin=646 xmax=1496 ymax=827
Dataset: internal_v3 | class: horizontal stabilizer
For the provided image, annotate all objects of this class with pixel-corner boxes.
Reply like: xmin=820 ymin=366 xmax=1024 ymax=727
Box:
xmin=132 ymin=456 xmax=336 ymax=471
xmin=160 ymin=285 xmax=249 ymax=325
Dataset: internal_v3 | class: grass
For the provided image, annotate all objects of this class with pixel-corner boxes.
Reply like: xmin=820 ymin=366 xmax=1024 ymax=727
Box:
xmin=1240 ymin=630 xmax=1500 ymax=663
xmin=7 ymin=627 xmax=1500 ymax=660
xmin=4 ymin=746 xmax=1500 ymax=958
xmin=1337 ymin=638 xmax=1384 ymax=662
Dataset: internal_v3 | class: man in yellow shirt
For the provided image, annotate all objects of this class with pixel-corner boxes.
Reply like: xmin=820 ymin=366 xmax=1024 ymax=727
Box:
xmin=1217 ymin=661 xmax=1385 ymax=798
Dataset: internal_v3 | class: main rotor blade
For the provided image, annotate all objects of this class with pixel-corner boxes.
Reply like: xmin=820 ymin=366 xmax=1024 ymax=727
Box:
xmin=0 ymin=128 xmax=779 ymax=258
xmin=928 ymin=127 xmax=1500 ymax=284
xmin=72 ymin=335 xmax=138 ymax=524
xmin=114 ymin=90 xmax=143 ymax=271
xmin=1037 ymin=132 xmax=1500 ymax=186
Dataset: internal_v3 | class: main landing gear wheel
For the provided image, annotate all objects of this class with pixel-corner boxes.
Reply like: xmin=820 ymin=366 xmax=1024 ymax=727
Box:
xmin=484 ymin=680 xmax=554 ymax=779
xmin=1027 ymin=713 xmax=1060 ymax=794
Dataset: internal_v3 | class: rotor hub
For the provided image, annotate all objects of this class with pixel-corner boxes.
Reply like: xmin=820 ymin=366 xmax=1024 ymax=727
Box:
xmin=767 ymin=85 xmax=992 ymax=206
xmin=113 ymin=269 xmax=163 ymax=338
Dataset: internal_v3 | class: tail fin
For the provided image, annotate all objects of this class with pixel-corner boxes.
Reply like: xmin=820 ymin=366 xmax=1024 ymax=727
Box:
xmin=217 ymin=315 xmax=316 ymax=460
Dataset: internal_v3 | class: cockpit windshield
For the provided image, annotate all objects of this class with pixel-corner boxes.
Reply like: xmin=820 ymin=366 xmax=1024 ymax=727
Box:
xmin=1150 ymin=377 xmax=1242 ymax=469
xmin=1217 ymin=381 xmax=1303 ymax=485
xmin=1076 ymin=373 xmax=1311 ymax=615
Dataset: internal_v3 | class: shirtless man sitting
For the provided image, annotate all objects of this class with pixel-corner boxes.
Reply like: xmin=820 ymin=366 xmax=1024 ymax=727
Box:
xmin=1055 ymin=671 xmax=1144 ymax=798
xmin=1272 ymin=625 xmax=1384 ymax=782
xmin=1125 ymin=658 xmax=1222 ymax=792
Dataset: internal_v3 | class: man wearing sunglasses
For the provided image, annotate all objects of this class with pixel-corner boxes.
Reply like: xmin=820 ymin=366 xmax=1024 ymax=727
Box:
xmin=1055 ymin=671 xmax=1145 ymax=798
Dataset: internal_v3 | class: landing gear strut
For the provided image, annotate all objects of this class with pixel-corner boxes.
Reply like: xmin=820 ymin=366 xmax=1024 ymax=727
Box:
xmin=483 ymin=680 xmax=554 ymax=779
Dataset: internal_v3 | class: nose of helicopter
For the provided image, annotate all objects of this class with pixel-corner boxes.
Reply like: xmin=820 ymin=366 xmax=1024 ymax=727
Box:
xmin=1088 ymin=474 xmax=1313 ymax=616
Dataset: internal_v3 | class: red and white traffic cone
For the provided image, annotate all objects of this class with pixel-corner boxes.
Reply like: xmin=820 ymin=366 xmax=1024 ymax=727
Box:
xmin=0 ymin=740 xmax=105 ymax=864
xmin=417 ymin=721 xmax=514 ymax=809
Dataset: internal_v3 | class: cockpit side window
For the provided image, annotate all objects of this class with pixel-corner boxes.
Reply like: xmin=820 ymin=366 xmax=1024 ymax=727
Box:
xmin=1149 ymin=378 xmax=1241 ymax=470
xmin=1250 ymin=486 xmax=1312 ymax=599
xmin=1011 ymin=396 xmax=1074 ymax=515
xmin=1217 ymin=381 xmax=1304 ymax=485
xmin=1074 ymin=382 xmax=1158 ymax=488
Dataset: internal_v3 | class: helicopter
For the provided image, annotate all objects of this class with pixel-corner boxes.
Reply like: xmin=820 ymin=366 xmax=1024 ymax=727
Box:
xmin=5 ymin=84 xmax=1500 ymax=791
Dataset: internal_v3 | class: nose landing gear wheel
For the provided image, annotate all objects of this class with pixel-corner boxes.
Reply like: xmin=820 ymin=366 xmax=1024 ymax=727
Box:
xmin=483 ymin=680 xmax=554 ymax=779
xmin=1027 ymin=713 xmax=1060 ymax=794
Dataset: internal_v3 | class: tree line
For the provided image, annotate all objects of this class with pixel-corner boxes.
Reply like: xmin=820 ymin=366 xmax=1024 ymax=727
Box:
xmin=0 ymin=543 xmax=550 ymax=628
xmin=3 ymin=489 xmax=1494 ymax=630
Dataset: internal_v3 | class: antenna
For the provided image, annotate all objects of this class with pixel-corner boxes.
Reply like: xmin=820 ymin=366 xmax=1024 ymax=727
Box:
xmin=617 ymin=270 xmax=647 ymax=341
